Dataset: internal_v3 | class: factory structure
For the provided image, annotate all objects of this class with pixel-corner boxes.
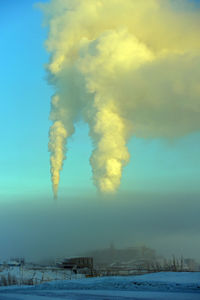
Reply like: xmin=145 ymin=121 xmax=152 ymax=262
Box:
xmin=56 ymin=257 xmax=93 ymax=272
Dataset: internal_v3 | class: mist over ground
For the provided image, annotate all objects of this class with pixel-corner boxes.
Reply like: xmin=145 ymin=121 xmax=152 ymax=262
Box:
xmin=1 ymin=191 xmax=199 ymax=262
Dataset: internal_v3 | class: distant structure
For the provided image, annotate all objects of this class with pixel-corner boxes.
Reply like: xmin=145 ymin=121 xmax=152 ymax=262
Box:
xmin=7 ymin=257 xmax=25 ymax=267
xmin=57 ymin=257 xmax=93 ymax=272
xmin=87 ymin=244 xmax=156 ymax=266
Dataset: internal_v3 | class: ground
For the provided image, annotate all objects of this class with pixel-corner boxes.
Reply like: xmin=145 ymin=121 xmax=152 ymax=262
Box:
xmin=0 ymin=272 xmax=200 ymax=299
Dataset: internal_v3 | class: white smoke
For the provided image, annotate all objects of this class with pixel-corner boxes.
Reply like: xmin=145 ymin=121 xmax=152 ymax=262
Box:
xmin=39 ymin=0 xmax=200 ymax=197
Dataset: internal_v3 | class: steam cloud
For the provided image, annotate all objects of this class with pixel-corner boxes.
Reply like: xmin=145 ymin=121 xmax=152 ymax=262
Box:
xmin=40 ymin=0 xmax=200 ymax=198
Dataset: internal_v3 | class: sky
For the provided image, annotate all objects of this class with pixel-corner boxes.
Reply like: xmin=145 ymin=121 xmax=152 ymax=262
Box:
xmin=0 ymin=0 xmax=200 ymax=261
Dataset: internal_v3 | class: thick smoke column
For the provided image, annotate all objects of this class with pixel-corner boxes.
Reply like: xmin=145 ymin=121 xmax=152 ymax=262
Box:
xmin=48 ymin=119 xmax=67 ymax=198
xmin=40 ymin=0 xmax=200 ymax=198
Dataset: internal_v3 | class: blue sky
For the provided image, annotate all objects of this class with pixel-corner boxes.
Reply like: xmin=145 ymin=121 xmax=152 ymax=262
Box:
xmin=0 ymin=0 xmax=200 ymax=201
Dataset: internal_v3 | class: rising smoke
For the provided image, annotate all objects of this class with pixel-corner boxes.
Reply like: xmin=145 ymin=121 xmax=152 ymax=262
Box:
xmin=40 ymin=0 xmax=200 ymax=198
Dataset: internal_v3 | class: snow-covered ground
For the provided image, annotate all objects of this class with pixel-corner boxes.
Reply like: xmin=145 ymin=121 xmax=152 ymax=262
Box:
xmin=0 ymin=265 xmax=84 ymax=285
xmin=0 ymin=272 xmax=200 ymax=299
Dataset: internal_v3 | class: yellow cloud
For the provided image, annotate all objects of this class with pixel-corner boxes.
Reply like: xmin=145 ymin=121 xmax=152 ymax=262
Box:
xmin=40 ymin=0 xmax=200 ymax=196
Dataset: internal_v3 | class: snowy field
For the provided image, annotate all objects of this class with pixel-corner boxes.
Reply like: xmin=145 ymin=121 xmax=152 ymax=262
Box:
xmin=0 ymin=265 xmax=84 ymax=285
xmin=0 ymin=272 xmax=200 ymax=299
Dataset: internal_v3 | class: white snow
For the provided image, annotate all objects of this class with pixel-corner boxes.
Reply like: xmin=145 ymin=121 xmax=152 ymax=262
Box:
xmin=0 ymin=265 xmax=84 ymax=285
xmin=0 ymin=272 xmax=200 ymax=299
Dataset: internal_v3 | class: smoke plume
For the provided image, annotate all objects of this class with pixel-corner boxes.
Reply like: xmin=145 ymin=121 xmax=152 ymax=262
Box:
xmin=40 ymin=0 xmax=200 ymax=197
